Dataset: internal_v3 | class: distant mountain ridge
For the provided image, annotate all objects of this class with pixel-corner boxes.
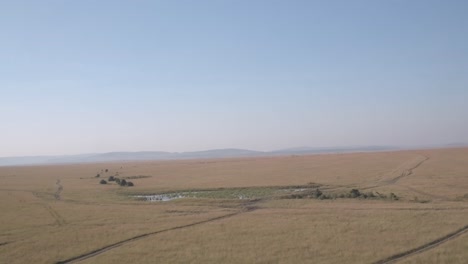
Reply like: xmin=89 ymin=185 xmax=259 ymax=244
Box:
xmin=0 ymin=149 xmax=264 ymax=166
xmin=0 ymin=144 xmax=465 ymax=166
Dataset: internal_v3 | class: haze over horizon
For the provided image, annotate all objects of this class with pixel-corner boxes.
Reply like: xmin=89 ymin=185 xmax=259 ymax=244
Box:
xmin=2 ymin=1 xmax=468 ymax=157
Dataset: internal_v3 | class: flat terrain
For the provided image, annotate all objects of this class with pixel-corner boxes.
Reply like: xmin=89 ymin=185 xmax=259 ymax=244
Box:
xmin=0 ymin=148 xmax=467 ymax=263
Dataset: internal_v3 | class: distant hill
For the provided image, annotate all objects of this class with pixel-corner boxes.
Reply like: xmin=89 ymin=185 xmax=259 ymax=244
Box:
xmin=1 ymin=144 xmax=464 ymax=166
xmin=271 ymin=146 xmax=398 ymax=155
xmin=0 ymin=149 xmax=263 ymax=166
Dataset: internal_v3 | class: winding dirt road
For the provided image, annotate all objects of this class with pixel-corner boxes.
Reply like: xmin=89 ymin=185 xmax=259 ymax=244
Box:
xmin=361 ymin=155 xmax=429 ymax=191
xmin=373 ymin=224 xmax=468 ymax=264
xmin=55 ymin=205 xmax=258 ymax=264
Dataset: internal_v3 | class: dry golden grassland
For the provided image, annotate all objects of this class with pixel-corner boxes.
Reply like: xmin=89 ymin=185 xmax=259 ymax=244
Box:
xmin=0 ymin=148 xmax=467 ymax=263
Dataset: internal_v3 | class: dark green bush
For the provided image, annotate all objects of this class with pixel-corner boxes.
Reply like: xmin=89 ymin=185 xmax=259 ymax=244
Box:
xmin=120 ymin=179 xmax=127 ymax=186
xmin=350 ymin=189 xmax=361 ymax=198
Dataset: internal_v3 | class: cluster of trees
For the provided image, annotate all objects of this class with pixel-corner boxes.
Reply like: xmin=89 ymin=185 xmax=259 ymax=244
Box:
xmin=104 ymin=176 xmax=134 ymax=187
xmin=96 ymin=168 xmax=133 ymax=186
xmin=287 ymin=188 xmax=325 ymax=199
xmin=284 ymin=188 xmax=399 ymax=200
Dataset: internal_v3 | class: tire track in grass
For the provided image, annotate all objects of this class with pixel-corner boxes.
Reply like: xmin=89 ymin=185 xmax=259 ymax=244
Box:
xmin=31 ymin=189 xmax=67 ymax=226
xmin=0 ymin=241 xmax=11 ymax=247
xmin=44 ymin=204 xmax=67 ymax=226
xmin=54 ymin=179 xmax=63 ymax=200
xmin=55 ymin=204 xmax=258 ymax=264
xmin=361 ymin=155 xmax=429 ymax=191
xmin=383 ymin=156 xmax=429 ymax=185
xmin=396 ymin=185 xmax=448 ymax=200
xmin=373 ymin=224 xmax=468 ymax=264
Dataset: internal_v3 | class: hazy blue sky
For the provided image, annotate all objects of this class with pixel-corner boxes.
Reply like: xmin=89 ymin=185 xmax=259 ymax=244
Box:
xmin=1 ymin=0 xmax=468 ymax=157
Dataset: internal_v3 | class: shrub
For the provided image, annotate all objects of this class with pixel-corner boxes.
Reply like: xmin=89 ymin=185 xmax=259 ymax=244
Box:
xmin=350 ymin=189 xmax=361 ymax=198
xmin=389 ymin=193 xmax=399 ymax=200
xmin=120 ymin=179 xmax=127 ymax=186
xmin=95 ymin=173 xmax=100 ymax=178
xmin=99 ymin=180 xmax=107 ymax=184
xmin=127 ymin=181 xmax=134 ymax=187
xmin=115 ymin=178 xmax=121 ymax=184
xmin=108 ymin=176 xmax=115 ymax=181
xmin=105 ymin=169 xmax=109 ymax=173
xmin=376 ymin=192 xmax=387 ymax=199
xmin=314 ymin=188 xmax=323 ymax=198
xmin=284 ymin=193 xmax=304 ymax=199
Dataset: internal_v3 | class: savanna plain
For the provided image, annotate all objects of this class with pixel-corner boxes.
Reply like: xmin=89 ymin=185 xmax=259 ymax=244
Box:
xmin=0 ymin=148 xmax=467 ymax=264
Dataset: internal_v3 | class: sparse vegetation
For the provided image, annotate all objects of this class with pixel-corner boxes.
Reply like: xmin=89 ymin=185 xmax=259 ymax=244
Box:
xmin=99 ymin=179 xmax=107 ymax=184
xmin=412 ymin=196 xmax=431 ymax=203
xmin=389 ymin=192 xmax=399 ymax=200
xmin=123 ymin=175 xmax=151 ymax=179
xmin=108 ymin=176 xmax=115 ymax=181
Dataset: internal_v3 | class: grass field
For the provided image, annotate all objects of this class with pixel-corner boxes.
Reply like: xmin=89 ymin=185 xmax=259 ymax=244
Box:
xmin=0 ymin=148 xmax=467 ymax=263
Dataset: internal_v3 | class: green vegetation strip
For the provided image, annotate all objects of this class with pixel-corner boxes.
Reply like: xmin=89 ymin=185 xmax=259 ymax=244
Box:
xmin=131 ymin=185 xmax=401 ymax=202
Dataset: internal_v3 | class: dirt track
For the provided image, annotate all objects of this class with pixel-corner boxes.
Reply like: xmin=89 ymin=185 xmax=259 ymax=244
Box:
xmin=54 ymin=179 xmax=63 ymax=200
xmin=373 ymin=224 xmax=468 ymax=264
xmin=45 ymin=204 xmax=67 ymax=226
xmin=55 ymin=204 xmax=258 ymax=264
xmin=361 ymin=155 xmax=429 ymax=191
xmin=384 ymin=156 xmax=429 ymax=185
xmin=0 ymin=242 xmax=11 ymax=247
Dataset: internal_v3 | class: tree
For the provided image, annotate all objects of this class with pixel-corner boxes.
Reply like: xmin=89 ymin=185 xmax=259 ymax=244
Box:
xmin=120 ymin=179 xmax=127 ymax=186
xmin=100 ymin=180 xmax=107 ymax=184
xmin=350 ymin=189 xmax=361 ymax=198
xmin=108 ymin=176 xmax=115 ymax=181
xmin=127 ymin=181 xmax=134 ymax=187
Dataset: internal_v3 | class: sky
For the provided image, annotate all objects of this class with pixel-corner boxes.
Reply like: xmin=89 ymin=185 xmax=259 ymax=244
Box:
xmin=1 ymin=0 xmax=468 ymax=157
